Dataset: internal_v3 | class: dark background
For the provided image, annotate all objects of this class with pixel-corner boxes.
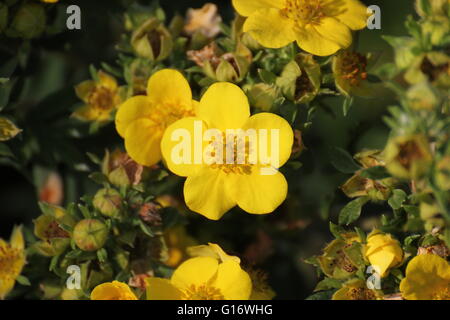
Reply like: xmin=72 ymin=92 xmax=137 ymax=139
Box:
xmin=0 ymin=0 xmax=415 ymax=299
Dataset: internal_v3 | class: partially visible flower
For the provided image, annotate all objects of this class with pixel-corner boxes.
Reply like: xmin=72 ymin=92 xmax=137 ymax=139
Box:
xmin=400 ymin=254 xmax=450 ymax=300
xmin=276 ymin=53 xmax=321 ymax=104
xmin=38 ymin=172 xmax=63 ymax=205
xmin=102 ymin=149 xmax=144 ymax=187
xmin=184 ymin=3 xmax=222 ymax=38
xmin=187 ymin=42 xmax=250 ymax=83
xmin=91 ymin=281 xmax=138 ymax=300
xmin=332 ymin=279 xmax=381 ymax=300
xmin=73 ymin=71 xmax=122 ymax=122
xmin=187 ymin=243 xmax=241 ymax=264
xmin=364 ymin=231 xmax=403 ymax=278
xmin=332 ymin=51 xmax=384 ymax=98
xmin=0 ymin=226 xmax=26 ymax=300
xmin=405 ymin=52 xmax=450 ymax=89
xmin=232 ymin=0 xmax=368 ymax=56
xmin=161 ymin=82 xmax=294 ymax=220
xmin=384 ymin=134 xmax=433 ymax=180
xmin=115 ymin=69 xmax=197 ymax=166
xmin=163 ymin=227 xmax=197 ymax=268
xmin=131 ymin=18 xmax=173 ymax=61
xmin=147 ymin=251 xmax=252 ymax=300
xmin=33 ymin=204 xmax=74 ymax=256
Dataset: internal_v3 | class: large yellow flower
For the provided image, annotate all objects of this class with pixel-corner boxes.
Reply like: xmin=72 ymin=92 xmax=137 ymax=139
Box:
xmin=0 ymin=226 xmax=26 ymax=300
xmin=146 ymin=255 xmax=252 ymax=300
xmin=161 ymin=82 xmax=294 ymax=220
xmin=91 ymin=281 xmax=138 ymax=300
xmin=232 ymin=0 xmax=368 ymax=56
xmin=400 ymin=254 xmax=450 ymax=300
xmin=116 ymin=69 xmax=198 ymax=166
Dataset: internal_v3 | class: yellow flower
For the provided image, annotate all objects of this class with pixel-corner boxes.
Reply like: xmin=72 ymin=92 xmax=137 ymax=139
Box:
xmin=161 ymin=82 xmax=293 ymax=220
xmin=364 ymin=231 xmax=403 ymax=278
xmin=232 ymin=0 xmax=368 ymax=56
xmin=115 ymin=69 xmax=197 ymax=166
xmin=73 ymin=71 xmax=122 ymax=122
xmin=91 ymin=281 xmax=138 ymax=300
xmin=400 ymin=254 xmax=450 ymax=300
xmin=332 ymin=279 xmax=381 ymax=300
xmin=146 ymin=256 xmax=252 ymax=300
xmin=0 ymin=226 xmax=26 ymax=300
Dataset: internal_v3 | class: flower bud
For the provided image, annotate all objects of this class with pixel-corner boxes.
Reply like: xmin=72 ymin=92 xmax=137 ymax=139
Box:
xmin=364 ymin=231 xmax=403 ymax=277
xmin=354 ymin=150 xmax=385 ymax=168
xmin=131 ymin=18 xmax=173 ymax=61
xmin=276 ymin=53 xmax=321 ymax=104
xmin=384 ymin=134 xmax=433 ymax=180
xmin=103 ymin=150 xmax=144 ymax=187
xmin=73 ymin=219 xmax=108 ymax=252
xmin=246 ymin=83 xmax=280 ymax=111
xmin=406 ymin=81 xmax=441 ymax=110
xmin=93 ymin=188 xmax=122 ymax=219
xmin=8 ymin=3 xmax=46 ymax=39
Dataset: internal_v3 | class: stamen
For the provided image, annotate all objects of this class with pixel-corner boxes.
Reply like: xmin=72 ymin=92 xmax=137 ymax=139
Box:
xmin=282 ymin=0 xmax=324 ymax=26
xmin=182 ymin=284 xmax=224 ymax=300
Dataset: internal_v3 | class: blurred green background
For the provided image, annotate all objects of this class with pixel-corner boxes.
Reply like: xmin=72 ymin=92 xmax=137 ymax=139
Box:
xmin=0 ymin=0 xmax=415 ymax=299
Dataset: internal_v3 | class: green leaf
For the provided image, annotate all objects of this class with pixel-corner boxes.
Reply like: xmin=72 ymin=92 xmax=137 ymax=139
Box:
xmin=343 ymin=96 xmax=354 ymax=116
xmin=330 ymin=147 xmax=361 ymax=174
xmin=329 ymin=221 xmax=345 ymax=239
xmin=16 ymin=275 xmax=31 ymax=286
xmin=138 ymin=220 xmax=154 ymax=237
xmin=314 ymin=278 xmax=342 ymax=292
xmin=97 ymin=248 xmax=108 ymax=263
xmin=388 ymin=189 xmax=407 ymax=210
xmin=306 ymin=289 xmax=335 ymax=300
xmin=258 ymin=69 xmax=277 ymax=85
xmin=354 ymin=227 xmax=366 ymax=243
xmin=89 ymin=172 xmax=109 ymax=185
xmin=0 ymin=117 xmax=21 ymax=141
xmin=359 ymin=166 xmax=390 ymax=180
xmin=338 ymin=197 xmax=370 ymax=225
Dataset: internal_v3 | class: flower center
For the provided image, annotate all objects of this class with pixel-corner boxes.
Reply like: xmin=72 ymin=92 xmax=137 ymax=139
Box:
xmin=347 ymin=287 xmax=377 ymax=300
xmin=433 ymin=283 xmax=450 ymax=300
xmin=0 ymin=244 xmax=24 ymax=282
xmin=182 ymin=284 xmax=224 ymax=300
xmin=88 ymin=87 xmax=115 ymax=111
xmin=209 ymin=134 xmax=255 ymax=175
xmin=148 ymin=103 xmax=195 ymax=133
xmin=339 ymin=52 xmax=368 ymax=87
xmin=282 ymin=0 xmax=324 ymax=26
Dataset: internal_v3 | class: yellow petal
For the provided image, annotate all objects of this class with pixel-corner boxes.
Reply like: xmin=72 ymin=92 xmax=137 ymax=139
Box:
xmin=243 ymin=8 xmax=296 ymax=49
xmin=115 ymin=96 xmax=153 ymax=138
xmin=368 ymin=250 xmax=395 ymax=277
xmin=323 ymin=0 xmax=368 ymax=30
xmin=146 ymin=277 xmax=183 ymax=300
xmin=124 ymin=118 xmax=162 ymax=166
xmin=187 ymin=243 xmax=241 ymax=264
xmin=295 ymin=24 xmax=342 ymax=56
xmin=161 ymin=117 xmax=207 ymax=177
xmin=183 ymin=167 xmax=236 ymax=220
xmin=171 ymin=257 xmax=219 ymax=290
xmin=147 ymin=69 xmax=192 ymax=108
xmin=10 ymin=226 xmax=24 ymax=250
xmin=232 ymin=0 xmax=284 ymax=17
xmin=212 ymin=260 xmax=252 ymax=300
xmin=75 ymin=80 xmax=95 ymax=102
xmin=72 ymin=105 xmax=104 ymax=122
xmin=243 ymin=112 xmax=294 ymax=168
xmin=0 ymin=278 xmax=15 ymax=300
xmin=314 ymin=17 xmax=352 ymax=49
xmin=198 ymin=82 xmax=250 ymax=131
xmin=229 ymin=166 xmax=288 ymax=214
xmin=91 ymin=281 xmax=137 ymax=300
xmin=98 ymin=71 xmax=118 ymax=91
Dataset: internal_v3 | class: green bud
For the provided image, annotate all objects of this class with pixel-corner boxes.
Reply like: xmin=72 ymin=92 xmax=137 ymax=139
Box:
xmin=246 ymin=83 xmax=280 ymax=111
xmin=384 ymin=134 xmax=433 ymax=180
xmin=276 ymin=53 xmax=321 ymax=104
xmin=213 ymin=54 xmax=249 ymax=83
xmin=354 ymin=150 xmax=385 ymax=168
xmin=318 ymin=238 xmax=362 ymax=280
xmin=73 ymin=219 xmax=108 ymax=252
xmin=8 ymin=3 xmax=46 ymax=39
xmin=131 ymin=18 xmax=173 ymax=61
xmin=93 ymin=188 xmax=122 ymax=218
xmin=406 ymin=81 xmax=441 ymax=110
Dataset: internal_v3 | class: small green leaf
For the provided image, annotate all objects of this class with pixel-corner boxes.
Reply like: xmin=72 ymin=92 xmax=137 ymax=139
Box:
xmin=338 ymin=197 xmax=370 ymax=225
xmin=343 ymin=96 xmax=354 ymax=116
xmin=388 ymin=189 xmax=407 ymax=210
xmin=314 ymin=278 xmax=342 ymax=292
xmin=16 ymin=275 xmax=31 ymax=286
xmin=139 ymin=220 xmax=154 ymax=237
xmin=89 ymin=172 xmax=109 ymax=185
xmin=330 ymin=147 xmax=361 ymax=174
xmin=329 ymin=222 xmax=345 ymax=239
xmin=258 ymin=69 xmax=277 ymax=85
